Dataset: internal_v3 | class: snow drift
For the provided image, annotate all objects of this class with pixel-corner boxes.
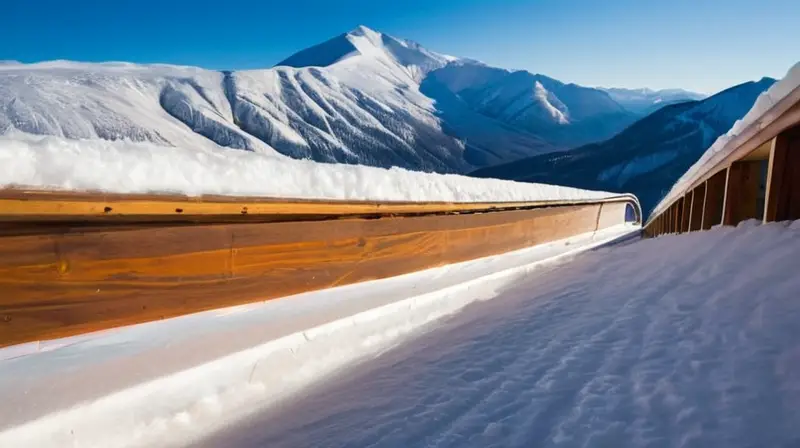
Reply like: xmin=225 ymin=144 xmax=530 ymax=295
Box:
xmin=0 ymin=133 xmax=621 ymax=203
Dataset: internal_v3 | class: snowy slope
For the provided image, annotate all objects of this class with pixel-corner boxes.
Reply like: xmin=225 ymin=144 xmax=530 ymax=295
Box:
xmin=0 ymin=133 xmax=621 ymax=203
xmin=1 ymin=26 xmax=700 ymax=174
xmin=601 ymin=87 xmax=706 ymax=115
xmin=0 ymin=62 xmax=274 ymax=154
xmin=471 ymin=78 xmax=775 ymax=216
xmin=428 ymin=62 xmax=639 ymax=147
xmin=200 ymin=219 xmax=800 ymax=448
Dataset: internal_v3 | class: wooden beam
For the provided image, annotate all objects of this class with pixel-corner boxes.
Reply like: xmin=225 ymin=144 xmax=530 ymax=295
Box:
xmin=0 ymin=189 xmax=640 ymax=224
xmin=723 ymin=160 xmax=761 ymax=226
xmin=673 ymin=198 xmax=683 ymax=233
xmin=764 ymin=126 xmax=800 ymax=222
xmin=689 ymin=183 xmax=706 ymax=231
xmin=702 ymin=170 xmax=727 ymax=230
xmin=0 ymin=203 xmax=626 ymax=348
xmin=681 ymin=193 xmax=692 ymax=233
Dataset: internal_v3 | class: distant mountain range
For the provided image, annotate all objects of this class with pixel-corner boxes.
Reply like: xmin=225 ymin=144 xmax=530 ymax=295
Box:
xmin=601 ymin=87 xmax=707 ymax=115
xmin=0 ymin=26 xmax=704 ymax=173
xmin=471 ymin=77 xmax=776 ymax=216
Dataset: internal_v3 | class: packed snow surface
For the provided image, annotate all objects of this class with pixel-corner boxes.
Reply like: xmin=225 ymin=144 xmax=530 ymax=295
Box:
xmin=652 ymin=62 xmax=800 ymax=219
xmin=0 ymin=133 xmax=621 ymax=203
xmin=200 ymin=220 xmax=800 ymax=448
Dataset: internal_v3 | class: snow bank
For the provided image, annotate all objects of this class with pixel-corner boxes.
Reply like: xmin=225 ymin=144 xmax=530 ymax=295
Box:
xmin=0 ymin=133 xmax=620 ymax=203
xmin=651 ymin=62 xmax=800 ymax=219
xmin=0 ymin=225 xmax=636 ymax=448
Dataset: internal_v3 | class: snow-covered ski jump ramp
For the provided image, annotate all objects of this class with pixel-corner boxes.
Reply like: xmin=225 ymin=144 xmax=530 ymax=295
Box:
xmin=0 ymin=186 xmax=639 ymax=447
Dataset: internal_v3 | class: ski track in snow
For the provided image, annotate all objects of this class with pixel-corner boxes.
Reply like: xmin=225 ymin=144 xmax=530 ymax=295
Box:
xmin=199 ymin=220 xmax=800 ymax=448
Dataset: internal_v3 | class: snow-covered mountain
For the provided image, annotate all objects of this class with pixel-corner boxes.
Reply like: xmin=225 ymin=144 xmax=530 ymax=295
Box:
xmin=471 ymin=77 xmax=776 ymax=216
xmin=0 ymin=25 xmax=700 ymax=173
xmin=428 ymin=64 xmax=639 ymax=147
xmin=601 ymin=87 xmax=707 ymax=115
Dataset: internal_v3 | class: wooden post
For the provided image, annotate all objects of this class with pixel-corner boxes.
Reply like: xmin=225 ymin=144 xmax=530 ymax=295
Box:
xmin=702 ymin=170 xmax=727 ymax=230
xmin=723 ymin=160 xmax=761 ymax=226
xmin=764 ymin=127 xmax=800 ymax=222
xmin=674 ymin=201 xmax=681 ymax=233
xmin=681 ymin=193 xmax=691 ymax=233
xmin=689 ymin=183 xmax=705 ymax=231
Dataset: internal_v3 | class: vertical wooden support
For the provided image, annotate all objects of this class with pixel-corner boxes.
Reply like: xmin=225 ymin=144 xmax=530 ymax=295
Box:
xmin=723 ymin=160 xmax=761 ymax=226
xmin=680 ymin=193 xmax=691 ymax=233
xmin=689 ymin=183 xmax=705 ymax=231
xmin=674 ymin=198 xmax=684 ymax=233
xmin=764 ymin=127 xmax=800 ymax=222
xmin=702 ymin=170 xmax=726 ymax=230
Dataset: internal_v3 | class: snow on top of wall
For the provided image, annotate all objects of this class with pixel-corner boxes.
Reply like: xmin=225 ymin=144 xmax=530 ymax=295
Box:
xmin=651 ymin=62 xmax=800 ymax=219
xmin=0 ymin=133 xmax=621 ymax=204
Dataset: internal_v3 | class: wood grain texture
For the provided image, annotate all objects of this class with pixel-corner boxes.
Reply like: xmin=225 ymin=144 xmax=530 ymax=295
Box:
xmin=0 ymin=203 xmax=628 ymax=347
xmin=702 ymin=170 xmax=727 ymax=230
xmin=723 ymin=161 xmax=761 ymax=226
xmin=689 ymin=184 xmax=706 ymax=232
xmin=0 ymin=189 xmax=640 ymax=223
xmin=765 ymin=126 xmax=800 ymax=222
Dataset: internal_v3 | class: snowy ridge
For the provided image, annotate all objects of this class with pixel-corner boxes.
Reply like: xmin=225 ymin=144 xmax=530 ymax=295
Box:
xmin=1 ymin=26 xmax=700 ymax=173
xmin=651 ymin=62 xmax=800 ymax=220
xmin=0 ymin=133 xmax=619 ymax=203
xmin=0 ymin=27 xmax=557 ymax=173
xmin=470 ymin=77 xmax=774 ymax=217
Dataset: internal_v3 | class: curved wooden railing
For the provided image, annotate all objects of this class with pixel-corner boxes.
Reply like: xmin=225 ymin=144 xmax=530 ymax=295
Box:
xmin=645 ymin=84 xmax=800 ymax=236
xmin=0 ymin=189 xmax=640 ymax=348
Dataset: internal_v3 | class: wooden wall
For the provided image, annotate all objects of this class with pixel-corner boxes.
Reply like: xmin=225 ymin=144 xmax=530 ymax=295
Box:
xmin=0 ymin=201 xmax=633 ymax=348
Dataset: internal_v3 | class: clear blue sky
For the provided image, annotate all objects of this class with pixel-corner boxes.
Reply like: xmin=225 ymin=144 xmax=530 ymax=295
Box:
xmin=4 ymin=0 xmax=799 ymax=94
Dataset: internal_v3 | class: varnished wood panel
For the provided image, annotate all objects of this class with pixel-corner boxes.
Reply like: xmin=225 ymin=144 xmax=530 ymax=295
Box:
xmin=723 ymin=161 xmax=761 ymax=226
xmin=0 ymin=189 xmax=640 ymax=223
xmin=0 ymin=203 xmax=626 ymax=347
xmin=702 ymin=170 xmax=727 ymax=230
xmin=596 ymin=202 xmax=627 ymax=230
xmin=765 ymin=126 xmax=800 ymax=222
xmin=681 ymin=193 xmax=692 ymax=233
xmin=689 ymin=184 xmax=705 ymax=231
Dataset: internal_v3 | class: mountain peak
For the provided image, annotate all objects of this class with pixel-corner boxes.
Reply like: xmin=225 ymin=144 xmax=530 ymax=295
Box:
xmin=347 ymin=25 xmax=380 ymax=37
xmin=276 ymin=25 xmax=457 ymax=79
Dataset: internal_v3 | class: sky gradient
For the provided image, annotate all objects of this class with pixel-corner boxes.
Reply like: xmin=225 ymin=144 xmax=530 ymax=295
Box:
xmin=4 ymin=0 xmax=799 ymax=94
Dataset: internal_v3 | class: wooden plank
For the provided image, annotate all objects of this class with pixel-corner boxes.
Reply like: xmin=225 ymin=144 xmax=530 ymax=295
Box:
xmin=0 ymin=203 xmax=622 ymax=348
xmin=681 ymin=194 xmax=691 ymax=233
xmin=673 ymin=200 xmax=683 ymax=234
xmin=764 ymin=126 xmax=800 ymax=222
xmin=0 ymin=188 xmax=640 ymax=223
xmin=702 ymin=170 xmax=727 ymax=230
xmin=689 ymin=183 xmax=706 ymax=231
xmin=723 ymin=160 xmax=762 ymax=226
